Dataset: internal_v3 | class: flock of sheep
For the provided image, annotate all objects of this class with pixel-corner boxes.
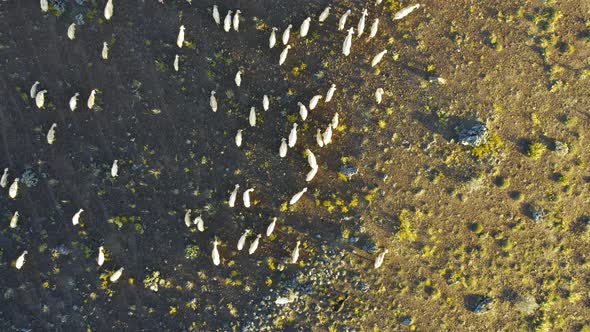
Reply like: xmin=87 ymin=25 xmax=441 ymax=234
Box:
xmin=8 ymin=0 xmax=421 ymax=303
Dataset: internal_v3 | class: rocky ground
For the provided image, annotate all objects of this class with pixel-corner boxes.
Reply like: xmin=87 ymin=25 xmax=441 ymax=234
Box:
xmin=0 ymin=0 xmax=589 ymax=331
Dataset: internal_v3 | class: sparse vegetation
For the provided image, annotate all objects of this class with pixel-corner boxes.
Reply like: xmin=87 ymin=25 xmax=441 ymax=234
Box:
xmin=2 ymin=1 xmax=589 ymax=331
xmin=527 ymin=141 xmax=547 ymax=160
xmin=184 ymin=245 xmax=200 ymax=260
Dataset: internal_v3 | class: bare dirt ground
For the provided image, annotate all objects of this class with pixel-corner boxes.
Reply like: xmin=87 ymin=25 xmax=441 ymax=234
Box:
xmin=0 ymin=0 xmax=589 ymax=331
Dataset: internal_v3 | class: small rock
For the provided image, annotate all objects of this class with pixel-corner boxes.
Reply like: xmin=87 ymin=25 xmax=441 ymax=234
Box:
xmin=401 ymin=316 xmax=413 ymax=325
xmin=514 ymin=294 xmax=539 ymax=314
xmin=49 ymin=0 xmax=67 ymax=15
xmin=473 ymin=296 xmax=493 ymax=314
xmin=456 ymin=121 xmax=488 ymax=147
xmin=4 ymin=288 xmax=15 ymax=300
xmin=352 ymin=280 xmax=369 ymax=292
xmin=56 ymin=244 xmax=72 ymax=256
xmin=302 ymin=283 xmax=314 ymax=294
xmin=358 ymin=236 xmax=377 ymax=253
xmin=554 ymin=141 xmax=569 ymax=156
xmin=532 ymin=208 xmax=545 ymax=222
xmin=74 ymin=13 xmax=85 ymax=26
xmin=428 ymin=76 xmax=446 ymax=84
xmin=341 ymin=164 xmax=358 ymax=179
xmin=21 ymin=167 xmax=39 ymax=188
xmin=311 ymin=303 xmax=321 ymax=312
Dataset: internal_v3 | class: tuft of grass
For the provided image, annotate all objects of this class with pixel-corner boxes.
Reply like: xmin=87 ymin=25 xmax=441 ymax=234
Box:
xmin=280 ymin=202 xmax=288 ymax=212
xmin=469 ymin=222 xmax=484 ymax=234
xmin=509 ymin=191 xmax=524 ymax=201
xmin=291 ymin=63 xmax=307 ymax=77
xmin=184 ymin=40 xmax=196 ymax=49
xmin=323 ymin=200 xmax=335 ymax=213
xmin=337 ymin=172 xmax=348 ymax=182
xmin=184 ymin=245 xmax=200 ymax=260
xmin=494 ymin=176 xmax=510 ymax=188
xmin=526 ymin=141 xmax=547 ymax=160
xmin=155 ymin=59 xmax=166 ymax=72
xmin=472 ymin=132 xmax=503 ymax=158
xmin=398 ymin=209 xmax=418 ymax=241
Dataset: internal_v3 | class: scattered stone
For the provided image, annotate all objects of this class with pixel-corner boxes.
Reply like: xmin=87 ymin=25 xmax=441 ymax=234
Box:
xmin=71 ymin=0 xmax=89 ymax=25
xmin=456 ymin=121 xmax=488 ymax=147
xmin=341 ymin=164 xmax=358 ymax=179
xmin=74 ymin=13 xmax=85 ymax=26
xmin=294 ymin=281 xmax=313 ymax=295
xmin=348 ymin=236 xmax=359 ymax=244
xmin=514 ymin=294 xmax=539 ymax=314
xmin=401 ymin=140 xmax=411 ymax=149
xmin=21 ymin=167 xmax=39 ymax=188
xmin=311 ymin=303 xmax=321 ymax=312
xmin=401 ymin=316 xmax=413 ymax=325
xmin=532 ymin=208 xmax=545 ymax=223
xmin=331 ymin=293 xmax=349 ymax=312
xmin=358 ymin=235 xmax=377 ymax=253
xmin=49 ymin=0 xmax=67 ymax=15
xmin=240 ymin=244 xmax=353 ymax=329
xmin=473 ymin=296 xmax=493 ymax=314
xmin=56 ymin=244 xmax=72 ymax=256
xmin=554 ymin=140 xmax=569 ymax=156
xmin=4 ymin=288 xmax=14 ymax=300
xmin=463 ymin=174 xmax=484 ymax=193
xmin=428 ymin=76 xmax=446 ymax=84
xmin=352 ymin=280 xmax=369 ymax=292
